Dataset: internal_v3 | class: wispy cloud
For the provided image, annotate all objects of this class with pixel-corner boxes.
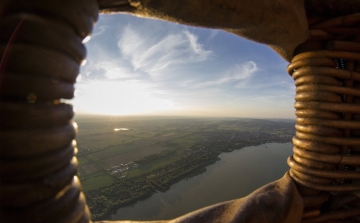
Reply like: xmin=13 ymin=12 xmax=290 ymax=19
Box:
xmin=80 ymin=55 xmax=139 ymax=81
xmin=193 ymin=61 xmax=258 ymax=88
xmin=75 ymin=14 xmax=295 ymax=118
xmin=177 ymin=79 xmax=197 ymax=87
xmin=117 ymin=25 xmax=213 ymax=77
xmin=91 ymin=25 xmax=110 ymax=38
xmin=94 ymin=61 xmax=137 ymax=80
xmin=206 ymin=29 xmax=220 ymax=44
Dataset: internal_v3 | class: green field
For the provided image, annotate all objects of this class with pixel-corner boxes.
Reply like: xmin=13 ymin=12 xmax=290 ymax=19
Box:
xmin=81 ymin=173 xmax=116 ymax=191
xmin=75 ymin=115 xmax=295 ymax=193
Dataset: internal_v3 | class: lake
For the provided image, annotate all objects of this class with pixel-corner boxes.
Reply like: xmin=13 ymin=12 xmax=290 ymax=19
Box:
xmin=111 ymin=142 xmax=293 ymax=221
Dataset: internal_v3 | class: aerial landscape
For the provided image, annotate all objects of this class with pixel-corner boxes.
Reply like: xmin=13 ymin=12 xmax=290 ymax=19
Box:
xmin=75 ymin=115 xmax=295 ymax=220
xmin=4 ymin=1 xmax=360 ymax=223
xmin=73 ymin=12 xmax=297 ymax=222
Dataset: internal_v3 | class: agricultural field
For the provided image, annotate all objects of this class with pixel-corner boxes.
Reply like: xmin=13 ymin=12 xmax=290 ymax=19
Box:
xmin=75 ymin=115 xmax=208 ymax=190
xmin=74 ymin=115 xmax=295 ymax=220
xmin=75 ymin=115 xmax=294 ymax=191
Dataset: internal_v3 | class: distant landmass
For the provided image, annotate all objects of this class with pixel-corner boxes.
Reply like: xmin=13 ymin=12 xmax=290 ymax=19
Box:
xmin=75 ymin=115 xmax=295 ymax=220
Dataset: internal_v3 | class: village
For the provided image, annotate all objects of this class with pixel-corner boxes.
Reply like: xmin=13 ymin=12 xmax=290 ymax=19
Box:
xmin=107 ymin=161 xmax=140 ymax=179
xmin=86 ymin=125 xmax=294 ymax=220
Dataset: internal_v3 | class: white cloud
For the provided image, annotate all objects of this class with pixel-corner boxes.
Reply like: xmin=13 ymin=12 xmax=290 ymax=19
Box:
xmin=75 ymin=14 xmax=295 ymax=118
xmin=183 ymin=30 xmax=212 ymax=60
xmin=193 ymin=61 xmax=258 ymax=88
xmin=94 ymin=61 xmax=136 ymax=80
xmin=91 ymin=25 xmax=110 ymax=38
xmin=208 ymin=29 xmax=219 ymax=41
xmin=177 ymin=79 xmax=197 ymax=87
xmin=80 ymin=57 xmax=138 ymax=81
xmin=117 ymin=26 xmax=213 ymax=77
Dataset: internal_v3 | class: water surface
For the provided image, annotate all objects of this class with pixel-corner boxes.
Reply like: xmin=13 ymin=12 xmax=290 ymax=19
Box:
xmin=112 ymin=142 xmax=293 ymax=220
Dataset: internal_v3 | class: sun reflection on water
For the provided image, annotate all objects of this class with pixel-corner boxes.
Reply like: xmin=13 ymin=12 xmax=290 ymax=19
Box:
xmin=114 ymin=128 xmax=129 ymax=131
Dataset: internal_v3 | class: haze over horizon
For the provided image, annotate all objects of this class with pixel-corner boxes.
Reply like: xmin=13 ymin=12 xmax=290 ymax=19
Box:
xmin=73 ymin=14 xmax=296 ymax=119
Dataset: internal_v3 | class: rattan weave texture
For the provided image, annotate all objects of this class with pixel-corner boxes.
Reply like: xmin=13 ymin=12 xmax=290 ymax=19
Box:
xmin=288 ymin=13 xmax=360 ymax=222
xmin=0 ymin=0 xmax=98 ymax=222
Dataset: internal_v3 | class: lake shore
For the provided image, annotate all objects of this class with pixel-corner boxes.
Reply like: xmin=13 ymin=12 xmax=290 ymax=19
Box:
xmin=111 ymin=142 xmax=293 ymax=220
xmin=87 ymin=140 xmax=292 ymax=221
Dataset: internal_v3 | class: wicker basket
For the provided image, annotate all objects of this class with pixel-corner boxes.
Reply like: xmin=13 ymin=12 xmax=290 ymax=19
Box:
xmin=288 ymin=13 xmax=360 ymax=222
xmin=0 ymin=1 xmax=98 ymax=222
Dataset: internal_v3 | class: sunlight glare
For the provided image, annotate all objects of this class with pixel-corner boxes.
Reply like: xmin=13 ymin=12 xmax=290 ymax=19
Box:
xmin=74 ymin=80 xmax=176 ymax=115
xmin=114 ymin=128 xmax=129 ymax=131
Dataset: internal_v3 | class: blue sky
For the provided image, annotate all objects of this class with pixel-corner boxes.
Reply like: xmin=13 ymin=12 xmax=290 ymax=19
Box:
xmin=73 ymin=14 xmax=295 ymax=118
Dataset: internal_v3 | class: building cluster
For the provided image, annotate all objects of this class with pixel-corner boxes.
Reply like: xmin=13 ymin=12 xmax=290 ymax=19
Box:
xmin=107 ymin=161 xmax=140 ymax=178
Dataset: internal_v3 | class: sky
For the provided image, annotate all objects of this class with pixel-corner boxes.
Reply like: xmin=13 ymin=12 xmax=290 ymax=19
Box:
xmin=72 ymin=14 xmax=296 ymax=119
